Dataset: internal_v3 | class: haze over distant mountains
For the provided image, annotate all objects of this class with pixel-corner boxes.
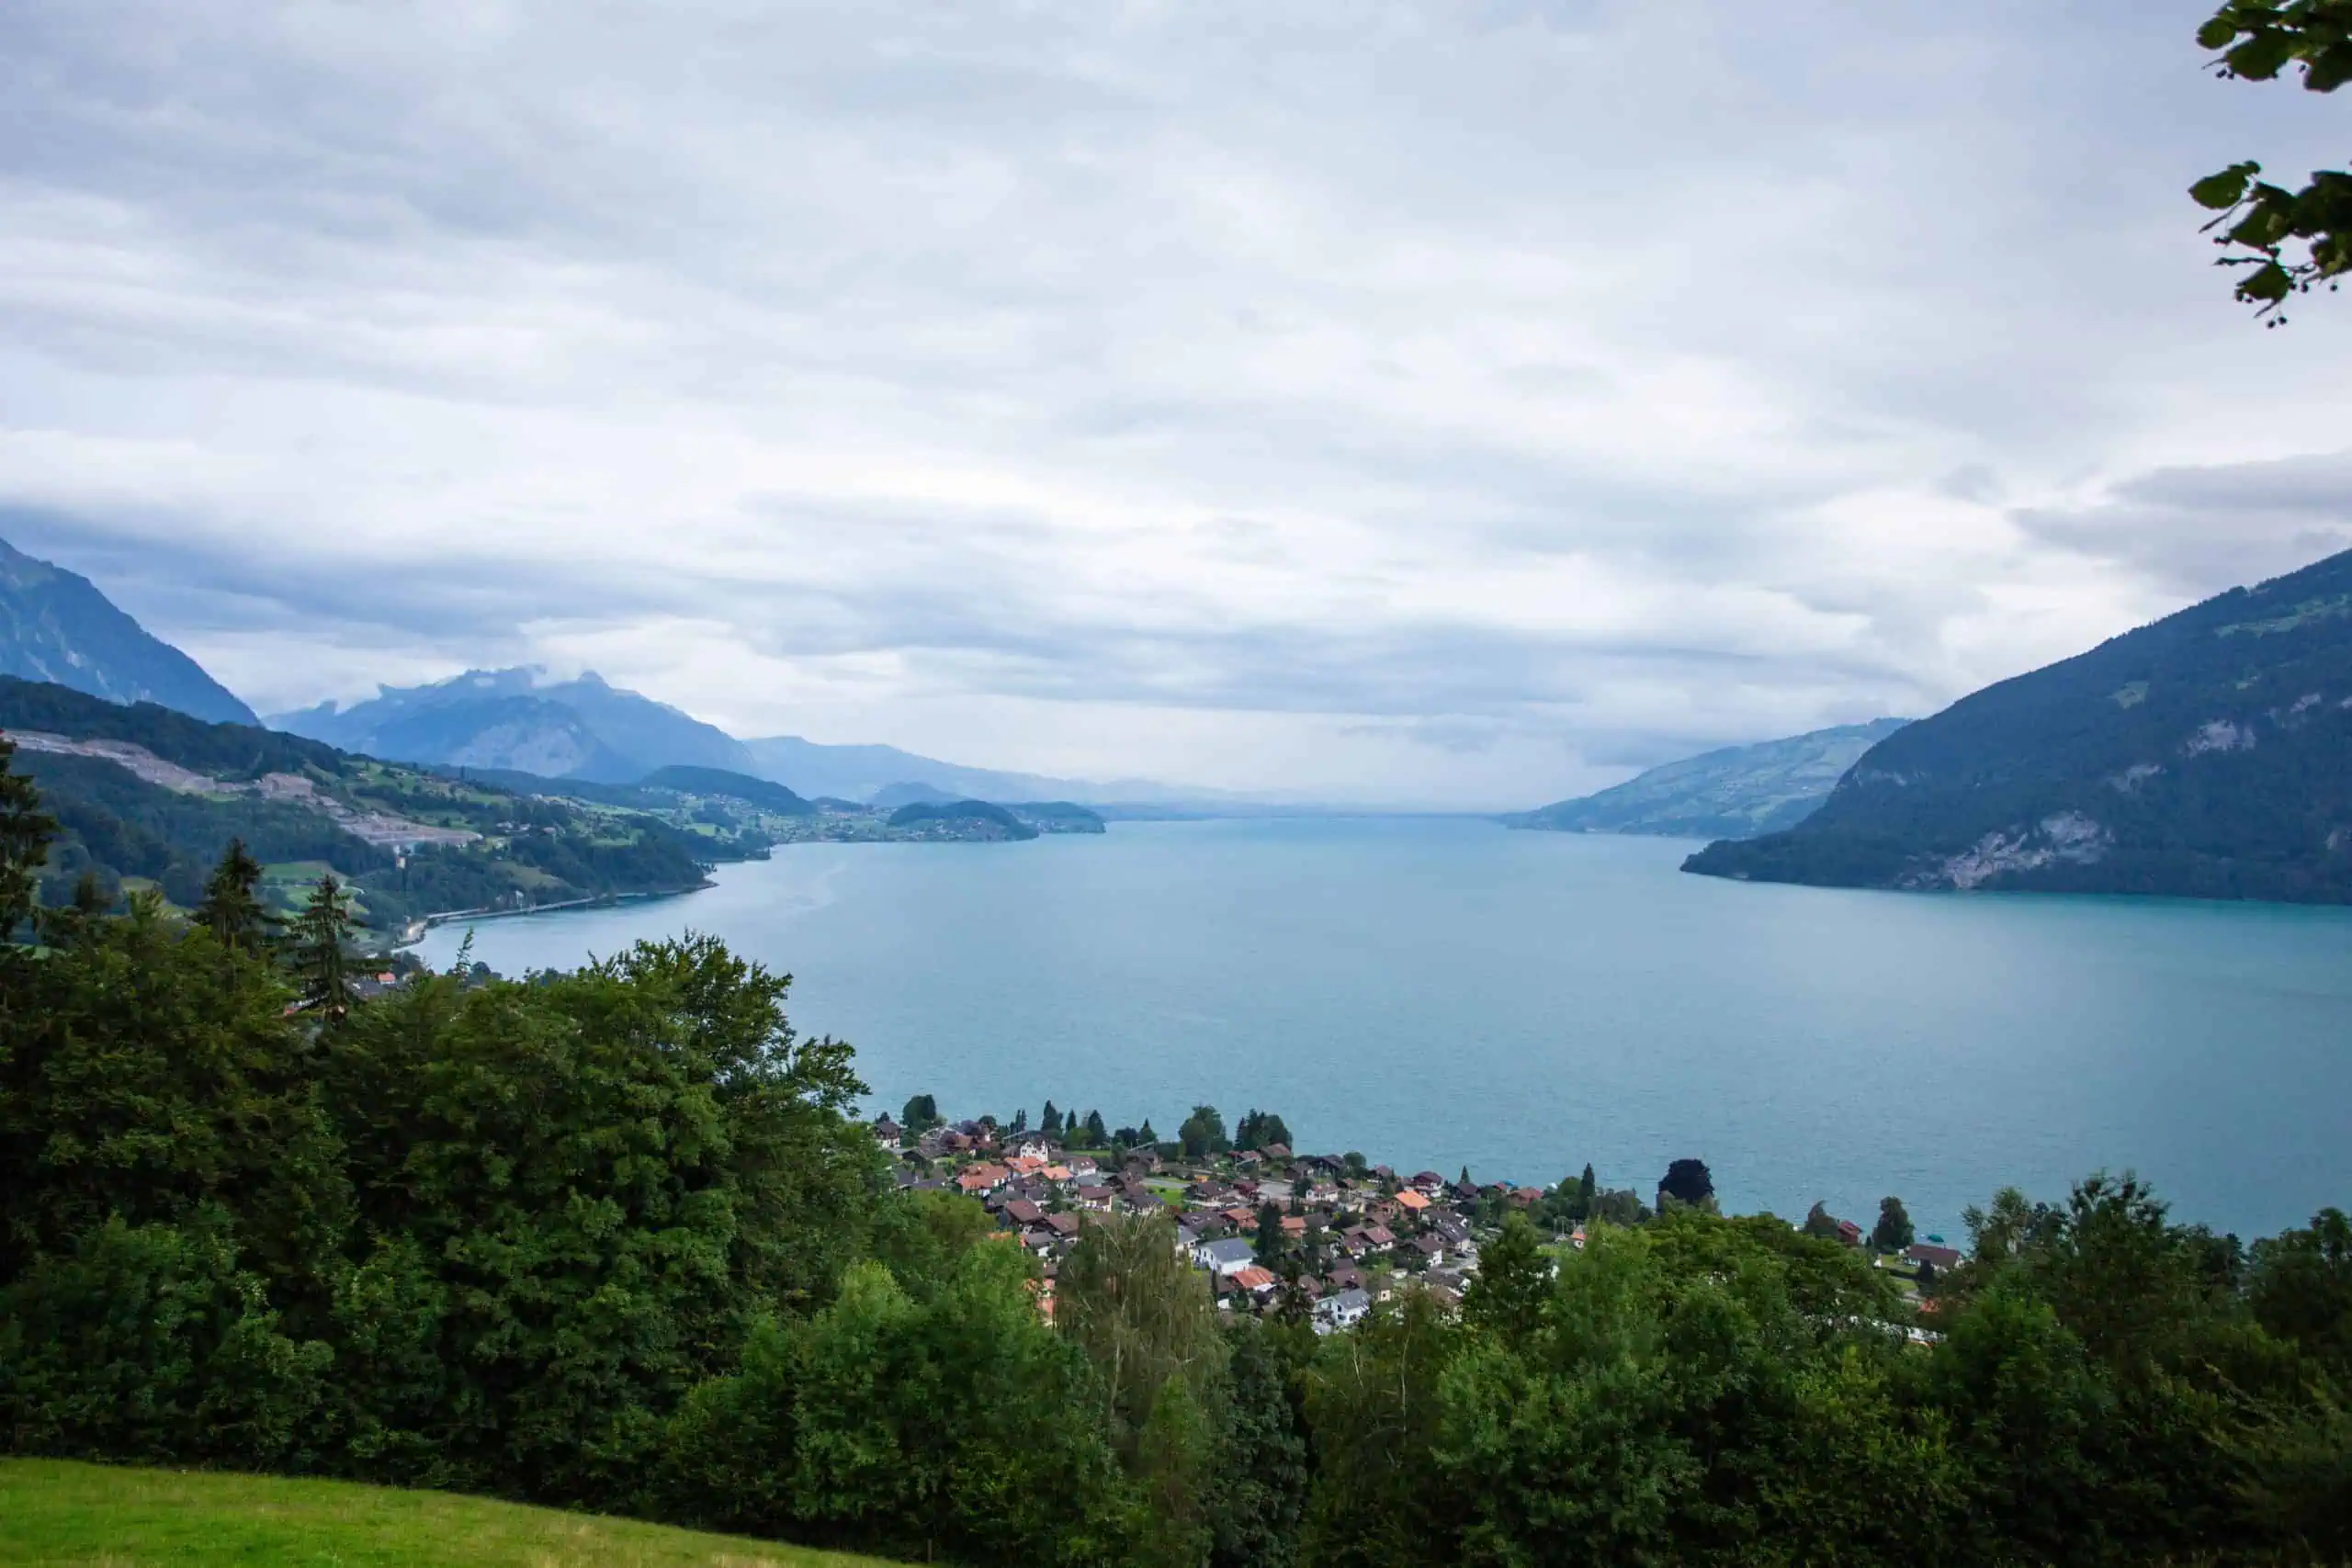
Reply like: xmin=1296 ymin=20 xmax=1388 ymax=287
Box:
xmin=0 ymin=536 xmax=258 ymax=727
xmin=1509 ymin=718 xmax=1911 ymax=840
xmin=272 ymin=667 xmax=1216 ymax=807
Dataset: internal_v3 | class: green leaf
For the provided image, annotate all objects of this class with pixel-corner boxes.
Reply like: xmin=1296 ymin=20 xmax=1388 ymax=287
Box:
xmin=2227 ymin=32 xmax=2297 ymax=78
xmin=2190 ymin=164 xmax=2258 ymax=209
xmin=2238 ymin=260 xmax=2295 ymax=302
xmin=2196 ymin=15 xmax=2241 ymax=49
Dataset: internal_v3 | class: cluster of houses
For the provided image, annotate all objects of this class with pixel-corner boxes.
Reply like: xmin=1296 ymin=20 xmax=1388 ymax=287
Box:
xmin=876 ymin=1113 xmax=1516 ymax=1335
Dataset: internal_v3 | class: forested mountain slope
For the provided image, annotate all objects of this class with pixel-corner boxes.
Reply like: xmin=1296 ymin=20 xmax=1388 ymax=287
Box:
xmin=1686 ymin=548 xmax=2352 ymax=900
xmin=0 ymin=536 xmax=257 ymax=726
xmin=1510 ymin=718 xmax=1909 ymax=840
xmin=2 ymin=677 xmax=715 ymax=931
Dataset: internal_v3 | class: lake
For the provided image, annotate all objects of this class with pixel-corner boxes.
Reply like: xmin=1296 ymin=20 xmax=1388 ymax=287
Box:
xmin=414 ymin=817 xmax=2352 ymax=1244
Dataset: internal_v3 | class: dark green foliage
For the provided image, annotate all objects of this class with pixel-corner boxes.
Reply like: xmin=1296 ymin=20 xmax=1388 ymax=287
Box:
xmin=1205 ymin=1319 xmax=1311 ymax=1568
xmin=193 ymin=839 xmax=278 ymax=956
xmin=1180 ymin=1104 xmax=1229 ymax=1159
xmin=1235 ymin=1108 xmax=1292 ymax=1150
xmin=1659 ymin=1156 xmax=1714 ymax=1208
xmin=1872 ymin=1194 xmax=1916 ymax=1253
xmin=290 ymin=874 xmax=354 ymax=1019
xmin=1084 ymin=1108 xmax=1108 ymax=1145
xmin=0 ymin=1214 xmax=332 ymax=1469
xmin=1689 ymin=547 xmax=2352 ymax=901
xmin=0 ymin=737 xmax=54 ymax=941
xmin=2191 ymin=0 xmax=2350 ymax=317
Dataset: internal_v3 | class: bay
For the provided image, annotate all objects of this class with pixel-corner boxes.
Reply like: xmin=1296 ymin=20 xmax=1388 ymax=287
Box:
xmin=414 ymin=816 xmax=2352 ymax=1244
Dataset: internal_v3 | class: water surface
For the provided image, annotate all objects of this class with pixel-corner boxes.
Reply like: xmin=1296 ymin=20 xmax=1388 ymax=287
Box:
xmin=417 ymin=818 xmax=2352 ymax=1243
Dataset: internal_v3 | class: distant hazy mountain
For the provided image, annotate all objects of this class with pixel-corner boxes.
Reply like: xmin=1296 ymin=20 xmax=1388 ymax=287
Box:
xmin=1509 ymin=718 xmax=1911 ymax=840
xmin=0 ymin=536 xmax=257 ymax=726
xmin=1686 ymin=547 xmax=2352 ymax=901
xmin=274 ymin=668 xmax=754 ymax=782
xmin=742 ymin=734 xmax=1197 ymax=807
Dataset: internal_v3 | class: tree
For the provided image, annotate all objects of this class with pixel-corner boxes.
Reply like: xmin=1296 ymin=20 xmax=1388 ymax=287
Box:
xmin=1658 ymin=1157 xmax=1714 ymax=1210
xmin=1255 ymin=1202 xmax=1287 ymax=1263
xmin=1179 ymin=1104 xmax=1227 ymax=1160
xmin=901 ymin=1093 xmax=940 ymax=1134
xmin=289 ymin=874 xmax=355 ymax=1020
xmin=1462 ymin=1212 xmax=1552 ymax=1351
xmin=194 ymin=839 xmax=277 ymax=957
xmin=1804 ymin=1201 xmax=1844 ymax=1241
xmin=1873 ymin=1196 xmax=1917 ymax=1255
xmin=1042 ymin=1100 xmax=1061 ymax=1135
xmin=0 ymin=737 xmax=57 ymax=943
xmin=1011 ymin=1107 xmax=1028 ymax=1134
xmin=2190 ymin=0 xmax=2350 ymax=318
xmin=1084 ymin=1109 xmax=1107 ymax=1146
xmin=1577 ymin=1162 xmax=1598 ymax=1215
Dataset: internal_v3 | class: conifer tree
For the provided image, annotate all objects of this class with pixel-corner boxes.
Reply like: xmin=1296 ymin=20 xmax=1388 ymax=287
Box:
xmin=194 ymin=838 xmax=277 ymax=956
xmin=291 ymin=872 xmax=356 ymax=1020
xmin=0 ymin=738 xmax=57 ymax=942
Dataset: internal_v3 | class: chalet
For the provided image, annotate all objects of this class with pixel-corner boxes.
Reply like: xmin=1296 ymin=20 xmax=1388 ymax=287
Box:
xmin=1315 ymin=1288 xmax=1372 ymax=1334
xmin=1410 ymin=1235 xmax=1446 ymax=1264
xmin=1395 ymin=1190 xmax=1431 ymax=1216
xmin=1003 ymin=1131 xmax=1055 ymax=1160
xmin=955 ymin=1163 xmax=1009 ymax=1195
xmin=1067 ymin=1156 xmax=1100 ymax=1178
xmin=1280 ymin=1215 xmax=1307 ymax=1240
xmin=1837 ymin=1219 xmax=1864 ymax=1247
xmin=870 ymin=1115 xmax=903 ymax=1146
xmin=1229 ymin=1265 xmax=1278 ymax=1298
xmin=1001 ymin=1199 xmax=1045 ymax=1227
xmin=1409 ymin=1170 xmax=1445 ymax=1193
xmin=1193 ymin=1237 xmax=1257 ymax=1276
xmin=1261 ymin=1143 xmax=1292 ymax=1162
xmin=1073 ymin=1183 xmax=1114 ymax=1211
xmin=1906 ymin=1243 xmax=1963 ymax=1271
xmin=1044 ymin=1212 xmax=1082 ymax=1238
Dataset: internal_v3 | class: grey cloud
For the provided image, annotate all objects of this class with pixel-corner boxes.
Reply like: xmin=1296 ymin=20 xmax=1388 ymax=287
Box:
xmin=2014 ymin=452 xmax=2352 ymax=599
xmin=2 ymin=1 xmax=2346 ymax=801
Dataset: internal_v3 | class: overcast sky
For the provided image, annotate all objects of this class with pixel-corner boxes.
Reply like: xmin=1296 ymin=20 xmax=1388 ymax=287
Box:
xmin=3 ymin=1 xmax=2347 ymax=807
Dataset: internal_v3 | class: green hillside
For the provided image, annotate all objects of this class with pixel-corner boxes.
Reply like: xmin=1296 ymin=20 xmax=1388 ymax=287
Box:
xmin=0 ymin=1460 xmax=897 ymax=1568
xmin=1 ymin=677 xmax=716 ymax=932
xmin=1686 ymin=547 xmax=2352 ymax=900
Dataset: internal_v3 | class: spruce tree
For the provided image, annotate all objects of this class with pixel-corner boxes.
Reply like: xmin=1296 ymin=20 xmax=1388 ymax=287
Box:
xmin=291 ymin=872 xmax=356 ymax=1020
xmin=1085 ymin=1109 xmax=1107 ymax=1145
xmin=1043 ymin=1100 xmax=1061 ymax=1135
xmin=0 ymin=738 xmax=57 ymax=942
xmin=194 ymin=838 xmax=277 ymax=956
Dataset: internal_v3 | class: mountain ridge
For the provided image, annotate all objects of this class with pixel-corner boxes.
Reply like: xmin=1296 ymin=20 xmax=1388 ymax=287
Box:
xmin=0 ymin=536 xmax=257 ymax=727
xmin=273 ymin=667 xmax=754 ymax=782
xmin=1684 ymin=547 xmax=2352 ymax=902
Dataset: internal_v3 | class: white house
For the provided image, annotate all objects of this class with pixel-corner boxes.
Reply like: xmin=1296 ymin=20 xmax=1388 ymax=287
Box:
xmin=1313 ymin=1288 xmax=1372 ymax=1334
xmin=1193 ymin=1237 xmax=1256 ymax=1277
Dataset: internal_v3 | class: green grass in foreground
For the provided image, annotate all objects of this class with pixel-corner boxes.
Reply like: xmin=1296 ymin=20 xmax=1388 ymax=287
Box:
xmin=0 ymin=1460 xmax=899 ymax=1568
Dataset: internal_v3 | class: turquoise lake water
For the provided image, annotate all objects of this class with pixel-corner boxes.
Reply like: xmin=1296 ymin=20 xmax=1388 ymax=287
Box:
xmin=414 ymin=817 xmax=2352 ymax=1244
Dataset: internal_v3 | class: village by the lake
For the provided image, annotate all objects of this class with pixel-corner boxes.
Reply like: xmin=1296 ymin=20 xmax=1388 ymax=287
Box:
xmin=876 ymin=1101 xmax=1959 ymax=1338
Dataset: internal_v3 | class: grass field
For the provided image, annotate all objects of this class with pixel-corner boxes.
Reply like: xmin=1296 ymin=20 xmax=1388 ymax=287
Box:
xmin=0 ymin=1460 xmax=899 ymax=1568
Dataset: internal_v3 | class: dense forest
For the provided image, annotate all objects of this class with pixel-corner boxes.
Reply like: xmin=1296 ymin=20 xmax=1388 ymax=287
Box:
xmin=3 ymin=743 xmax=2350 ymax=1565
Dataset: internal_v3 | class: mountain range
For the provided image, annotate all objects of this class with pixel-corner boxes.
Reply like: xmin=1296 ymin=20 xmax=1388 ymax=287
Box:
xmin=1508 ymin=718 xmax=1911 ymax=840
xmin=1685 ymin=547 xmax=2352 ymax=902
xmin=271 ymin=669 xmax=756 ymax=783
xmin=1 ymin=536 xmax=257 ymax=726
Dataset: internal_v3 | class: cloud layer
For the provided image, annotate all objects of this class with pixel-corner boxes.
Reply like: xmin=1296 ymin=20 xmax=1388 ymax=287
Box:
xmin=3 ymin=0 xmax=2348 ymax=805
